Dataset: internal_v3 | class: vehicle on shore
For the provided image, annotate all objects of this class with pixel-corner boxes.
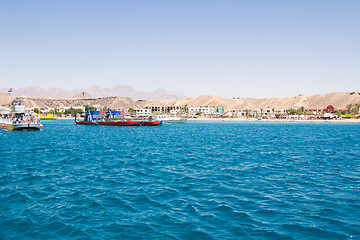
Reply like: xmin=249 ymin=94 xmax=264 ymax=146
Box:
xmin=1 ymin=99 xmax=42 ymax=131
xmin=75 ymin=109 xmax=162 ymax=126
xmin=154 ymin=115 xmax=187 ymax=123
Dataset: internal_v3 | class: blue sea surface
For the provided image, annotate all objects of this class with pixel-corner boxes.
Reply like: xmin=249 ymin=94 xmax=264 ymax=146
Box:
xmin=0 ymin=120 xmax=359 ymax=239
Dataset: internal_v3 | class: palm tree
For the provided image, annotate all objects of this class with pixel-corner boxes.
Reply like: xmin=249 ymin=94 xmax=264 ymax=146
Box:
xmin=346 ymin=104 xmax=353 ymax=113
xmin=299 ymin=106 xmax=305 ymax=114
xmin=245 ymin=109 xmax=249 ymax=118
xmin=354 ymin=103 xmax=360 ymax=114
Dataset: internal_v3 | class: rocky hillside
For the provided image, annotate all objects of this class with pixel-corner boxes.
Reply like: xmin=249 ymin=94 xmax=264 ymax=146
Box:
xmin=1 ymin=92 xmax=359 ymax=110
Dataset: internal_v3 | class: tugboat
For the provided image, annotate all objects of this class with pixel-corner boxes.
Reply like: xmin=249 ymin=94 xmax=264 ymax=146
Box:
xmin=1 ymin=99 xmax=42 ymax=131
xmin=75 ymin=108 xmax=162 ymax=126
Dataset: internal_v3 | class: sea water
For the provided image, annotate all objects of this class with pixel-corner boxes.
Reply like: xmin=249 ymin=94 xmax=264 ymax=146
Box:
xmin=0 ymin=120 xmax=359 ymax=239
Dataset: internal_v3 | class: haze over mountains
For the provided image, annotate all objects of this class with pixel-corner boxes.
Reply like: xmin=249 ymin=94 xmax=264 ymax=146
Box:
xmin=0 ymin=85 xmax=185 ymax=100
xmin=1 ymin=85 xmax=359 ymax=110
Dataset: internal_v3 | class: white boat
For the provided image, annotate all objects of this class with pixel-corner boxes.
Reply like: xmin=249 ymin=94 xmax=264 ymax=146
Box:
xmin=1 ymin=99 xmax=42 ymax=131
xmin=257 ymin=117 xmax=269 ymax=121
xmin=154 ymin=115 xmax=187 ymax=123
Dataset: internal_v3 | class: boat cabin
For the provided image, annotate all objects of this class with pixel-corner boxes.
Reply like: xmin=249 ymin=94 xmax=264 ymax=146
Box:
xmin=82 ymin=109 xmax=125 ymax=121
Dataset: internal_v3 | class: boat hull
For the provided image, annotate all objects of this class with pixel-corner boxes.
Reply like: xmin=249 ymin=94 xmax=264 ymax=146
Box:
xmin=154 ymin=116 xmax=187 ymax=123
xmin=141 ymin=121 xmax=163 ymax=126
xmin=75 ymin=120 xmax=162 ymax=126
xmin=161 ymin=119 xmax=187 ymax=123
xmin=2 ymin=123 xmax=41 ymax=131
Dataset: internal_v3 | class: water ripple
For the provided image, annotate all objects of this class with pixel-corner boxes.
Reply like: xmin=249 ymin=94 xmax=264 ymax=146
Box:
xmin=0 ymin=120 xmax=359 ymax=239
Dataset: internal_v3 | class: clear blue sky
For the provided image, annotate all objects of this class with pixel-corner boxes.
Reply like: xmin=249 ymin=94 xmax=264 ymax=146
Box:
xmin=0 ymin=0 xmax=359 ymax=98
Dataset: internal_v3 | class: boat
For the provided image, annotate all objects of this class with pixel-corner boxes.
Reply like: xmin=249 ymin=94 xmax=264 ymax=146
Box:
xmin=257 ymin=117 xmax=269 ymax=121
xmin=39 ymin=113 xmax=57 ymax=120
xmin=1 ymin=99 xmax=42 ymax=131
xmin=154 ymin=115 xmax=187 ymax=123
xmin=75 ymin=109 xmax=162 ymax=126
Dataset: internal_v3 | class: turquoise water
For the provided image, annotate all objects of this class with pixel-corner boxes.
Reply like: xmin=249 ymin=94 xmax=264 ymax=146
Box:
xmin=0 ymin=120 xmax=359 ymax=239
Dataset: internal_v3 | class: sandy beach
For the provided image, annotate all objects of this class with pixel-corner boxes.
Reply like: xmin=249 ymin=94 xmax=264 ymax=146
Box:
xmin=188 ymin=117 xmax=360 ymax=123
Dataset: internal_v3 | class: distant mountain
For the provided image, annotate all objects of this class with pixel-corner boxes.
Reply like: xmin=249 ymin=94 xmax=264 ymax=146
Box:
xmin=72 ymin=92 xmax=92 ymax=98
xmin=0 ymin=85 xmax=185 ymax=99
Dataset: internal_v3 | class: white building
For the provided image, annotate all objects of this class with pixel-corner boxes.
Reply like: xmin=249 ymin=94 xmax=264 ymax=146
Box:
xmin=170 ymin=109 xmax=181 ymax=115
xmin=136 ymin=108 xmax=152 ymax=115
xmin=0 ymin=109 xmax=11 ymax=115
xmin=227 ymin=109 xmax=241 ymax=117
xmin=188 ymin=107 xmax=215 ymax=116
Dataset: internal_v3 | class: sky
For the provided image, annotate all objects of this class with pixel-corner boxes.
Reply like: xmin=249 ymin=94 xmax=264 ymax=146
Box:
xmin=0 ymin=0 xmax=359 ymax=98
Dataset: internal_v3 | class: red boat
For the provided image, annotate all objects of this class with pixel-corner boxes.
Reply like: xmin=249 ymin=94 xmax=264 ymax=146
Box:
xmin=75 ymin=109 xmax=162 ymax=126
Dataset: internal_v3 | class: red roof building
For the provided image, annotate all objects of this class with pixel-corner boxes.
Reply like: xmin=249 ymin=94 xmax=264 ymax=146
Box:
xmin=324 ymin=105 xmax=335 ymax=111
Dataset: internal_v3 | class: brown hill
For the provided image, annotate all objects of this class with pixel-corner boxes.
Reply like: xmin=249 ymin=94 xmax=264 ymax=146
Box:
xmin=232 ymin=92 xmax=360 ymax=110
xmin=0 ymin=92 xmax=359 ymax=110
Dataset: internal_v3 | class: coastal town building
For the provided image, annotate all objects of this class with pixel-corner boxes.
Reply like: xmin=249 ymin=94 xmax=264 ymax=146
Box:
xmin=170 ymin=109 xmax=181 ymax=115
xmin=136 ymin=108 xmax=152 ymax=115
xmin=143 ymin=106 xmax=186 ymax=114
xmin=213 ymin=106 xmax=225 ymax=114
xmin=188 ymin=106 xmax=225 ymax=116
xmin=0 ymin=109 xmax=10 ymax=115
xmin=1 ymin=96 xmax=358 ymax=120
xmin=188 ymin=107 xmax=215 ymax=116
xmin=227 ymin=109 xmax=240 ymax=117
xmin=226 ymin=109 xmax=289 ymax=118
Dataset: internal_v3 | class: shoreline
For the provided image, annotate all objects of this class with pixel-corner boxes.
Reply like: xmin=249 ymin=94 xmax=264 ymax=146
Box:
xmin=55 ymin=117 xmax=75 ymax=120
xmin=53 ymin=117 xmax=360 ymax=123
xmin=188 ymin=117 xmax=360 ymax=123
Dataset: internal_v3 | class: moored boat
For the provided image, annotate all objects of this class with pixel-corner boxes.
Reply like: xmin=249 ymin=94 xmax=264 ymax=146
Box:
xmin=75 ymin=109 xmax=162 ymax=126
xmin=154 ymin=115 xmax=187 ymax=123
xmin=1 ymin=99 xmax=42 ymax=131
xmin=39 ymin=113 xmax=57 ymax=120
